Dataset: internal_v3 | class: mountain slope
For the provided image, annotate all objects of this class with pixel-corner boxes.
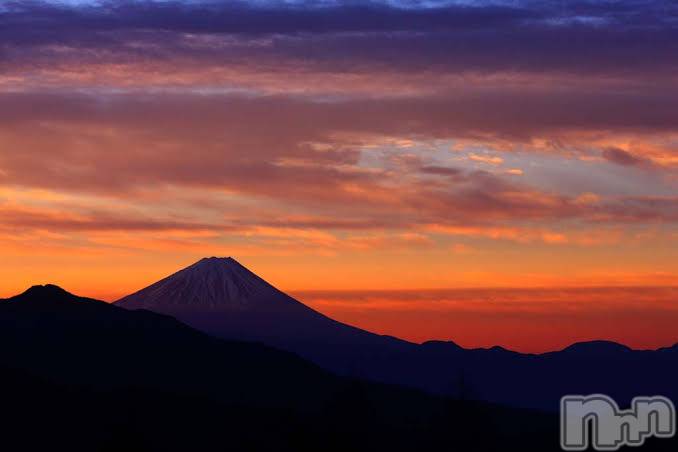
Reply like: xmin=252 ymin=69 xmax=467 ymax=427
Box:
xmin=116 ymin=257 xmax=678 ymax=412
xmin=0 ymin=285 xmax=561 ymax=452
xmin=1 ymin=284 xmax=330 ymax=405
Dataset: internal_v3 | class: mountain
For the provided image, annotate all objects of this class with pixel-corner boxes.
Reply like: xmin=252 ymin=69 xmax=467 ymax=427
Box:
xmin=116 ymin=257 xmax=416 ymax=376
xmin=0 ymin=284 xmax=331 ymax=404
xmin=116 ymin=257 xmax=396 ymax=345
xmin=116 ymin=257 xmax=678 ymax=412
xmin=0 ymin=285 xmax=560 ymax=452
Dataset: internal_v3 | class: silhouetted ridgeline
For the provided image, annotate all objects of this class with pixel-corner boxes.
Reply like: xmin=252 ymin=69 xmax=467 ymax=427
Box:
xmin=116 ymin=258 xmax=678 ymax=412
xmin=1 ymin=285 xmax=563 ymax=451
xmin=3 ymin=283 xmax=677 ymax=451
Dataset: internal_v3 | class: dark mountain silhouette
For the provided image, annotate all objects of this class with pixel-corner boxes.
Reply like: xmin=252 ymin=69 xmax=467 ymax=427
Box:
xmin=117 ymin=257 xmax=678 ymax=412
xmin=116 ymin=257 xmax=403 ymax=346
xmin=0 ymin=284 xmax=563 ymax=452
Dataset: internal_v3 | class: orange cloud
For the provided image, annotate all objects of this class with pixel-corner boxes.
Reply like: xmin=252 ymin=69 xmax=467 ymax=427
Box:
xmin=468 ymin=153 xmax=504 ymax=165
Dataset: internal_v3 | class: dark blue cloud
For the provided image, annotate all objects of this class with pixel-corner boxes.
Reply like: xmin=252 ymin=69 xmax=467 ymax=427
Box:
xmin=1 ymin=0 xmax=676 ymax=77
xmin=0 ymin=1 xmax=537 ymax=38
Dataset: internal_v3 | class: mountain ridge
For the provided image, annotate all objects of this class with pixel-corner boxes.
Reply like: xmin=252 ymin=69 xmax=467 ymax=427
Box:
xmin=4 ymin=282 xmax=561 ymax=452
xmin=111 ymin=257 xmax=678 ymax=412
xmin=2 ymin=281 xmax=670 ymax=355
xmin=115 ymin=257 xmax=676 ymax=354
xmin=5 ymin=282 xmax=668 ymax=355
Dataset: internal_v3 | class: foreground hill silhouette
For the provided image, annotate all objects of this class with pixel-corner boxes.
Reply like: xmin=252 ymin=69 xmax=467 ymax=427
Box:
xmin=117 ymin=257 xmax=678 ymax=412
xmin=0 ymin=284 xmax=566 ymax=451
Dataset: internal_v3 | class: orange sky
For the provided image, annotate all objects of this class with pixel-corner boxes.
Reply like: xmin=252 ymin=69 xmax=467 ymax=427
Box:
xmin=1 ymin=0 xmax=677 ymax=352
xmin=294 ymin=287 xmax=678 ymax=353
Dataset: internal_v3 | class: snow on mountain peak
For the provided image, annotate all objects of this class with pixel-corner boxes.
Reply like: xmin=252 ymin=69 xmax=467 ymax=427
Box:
xmin=116 ymin=257 xmax=284 ymax=311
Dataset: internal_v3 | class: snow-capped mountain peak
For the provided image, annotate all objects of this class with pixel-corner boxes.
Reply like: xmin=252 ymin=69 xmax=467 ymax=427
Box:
xmin=116 ymin=257 xmax=287 ymax=311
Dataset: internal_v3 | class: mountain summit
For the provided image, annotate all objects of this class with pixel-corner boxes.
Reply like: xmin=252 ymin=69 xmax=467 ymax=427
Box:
xmin=2 ymin=284 xmax=104 ymax=310
xmin=117 ymin=257 xmax=299 ymax=311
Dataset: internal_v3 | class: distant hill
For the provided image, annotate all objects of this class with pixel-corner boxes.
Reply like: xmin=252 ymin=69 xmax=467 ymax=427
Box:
xmin=1 ymin=284 xmax=563 ymax=451
xmin=117 ymin=257 xmax=678 ymax=412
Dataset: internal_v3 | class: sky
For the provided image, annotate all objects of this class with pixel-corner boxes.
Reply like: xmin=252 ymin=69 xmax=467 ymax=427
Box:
xmin=0 ymin=0 xmax=677 ymax=351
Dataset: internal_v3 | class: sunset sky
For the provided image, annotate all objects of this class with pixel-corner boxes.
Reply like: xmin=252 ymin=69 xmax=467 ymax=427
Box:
xmin=1 ymin=0 xmax=677 ymax=352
